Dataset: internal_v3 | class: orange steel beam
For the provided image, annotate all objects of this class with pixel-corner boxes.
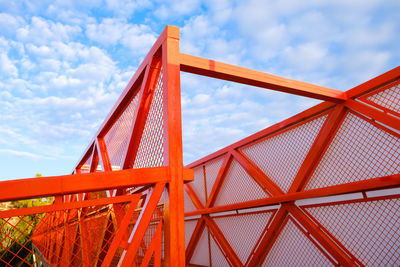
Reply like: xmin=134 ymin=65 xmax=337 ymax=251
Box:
xmin=185 ymin=173 xmax=400 ymax=217
xmin=346 ymin=65 xmax=400 ymax=99
xmin=288 ymin=105 xmax=347 ymax=193
xmin=186 ymin=101 xmax=335 ymax=169
xmin=0 ymin=167 xmax=194 ymax=202
xmin=140 ymin=221 xmax=163 ymax=267
xmin=121 ymin=58 xmax=162 ymax=169
xmin=247 ymin=206 xmax=288 ymax=266
xmin=179 ymin=53 xmax=347 ymax=102
xmin=345 ymin=99 xmax=400 ymax=132
xmin=185 ymin=184 xmax=205 ymax=210
xmin=205 ymin=153 xmax=232 ymax=208
xmin=96 ymin=137 xmax=112 ymax=172
xmin=185 ymin=218 xmax=206 ymax=262
xmin=231 ymin=149 xmax=283 ymax=196
xmin=101 ymin=195 xmax=142 ymax=266
xmin=120 ymin=182 xmax=165 ymax=266
xmin=73 ymin=25 xmax=176 ymax=172
xmin=286 ymin=204 xmax=357 ymax=266
xmin=162 ymin=25 xmax=186 ymax=267
xmin=204 ymin=216 xmax=243 ymax=266
xmin=0 ymin=194 xmax=136 ymax=218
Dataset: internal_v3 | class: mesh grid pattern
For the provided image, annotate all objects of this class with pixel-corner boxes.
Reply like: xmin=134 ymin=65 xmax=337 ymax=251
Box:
xmin=0 ymin=200 xmax=131 ymax=266
xmin=184 ymin=220 xmax=198 ymax=249
xmin=0 ymin=214 xmax=47 ymax=266
xmin=305 ymin=198 xmax=400 ymax=266
xmin=79 ymin=153 xmax=93 ymax=174
xmin=104 ymin=90 xmax=142 ymax=169
xmin=214 ymin=159 xmax=268 ymax=207
xmin=262 ymin=217 xmax=333 ymax=266
xmin=136 ymin=205 xmax=163 ymax=265
xmin=241 ymin=115 xmax=327 ymax=192
xmin=213 ymin=211 xmax=274 ymax=264
xmin=366 ymin=83 xmax=400 ymax=116
xmin=189 ymin=167 xmax=206 ymax=206
xmin=134 ymin=70 xmax=166 ymax=168
xmin=210 ymin=234 xmax=230 ymax=267
xmin=189 ymin=227 xmax=209 ymax=266
xmin=205 ymin=156 xmax=225 ymax=200
xmin=305 ymin=112 xmax=400 ymax=190
xmin=184 ymin=189 xmax=198 ymax=213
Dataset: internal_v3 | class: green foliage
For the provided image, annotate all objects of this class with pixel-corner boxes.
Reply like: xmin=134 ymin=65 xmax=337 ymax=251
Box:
xmin=0 ymin=191 xmax=54 ymax=264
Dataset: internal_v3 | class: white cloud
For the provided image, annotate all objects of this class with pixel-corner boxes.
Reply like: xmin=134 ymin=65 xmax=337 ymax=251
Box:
xmin=282 ymin=42 xmax=328 ymax=71
xmin=154 ymin=0 xmax=201 ymax=20
xmin=16 ymin=17 xmax=81 ymax=45
xmin=86 ymin=18 xmax=156 ymax=55
xmin=0 ymin=53 xmax=18 ymax=77
xmin=0 ymin=13 xmax=24 ymax=36
xmin=105 ymin=0 xmax=151 ymax=18
xmin=0 ymin=149 xmax=42 ymax=159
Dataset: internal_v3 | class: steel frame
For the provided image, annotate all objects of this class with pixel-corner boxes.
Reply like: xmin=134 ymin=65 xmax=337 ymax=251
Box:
xmin=0 ymin=25 xmax=399 ymax=266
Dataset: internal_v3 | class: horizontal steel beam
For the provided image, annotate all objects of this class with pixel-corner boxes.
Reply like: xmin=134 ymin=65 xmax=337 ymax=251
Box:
xmin=0 ymin=194 xmax=139 ymax=218
xmin=185 ymin=174 xmax=400 ymax=216
xmin=179 ymin=53 xmax=347 ymax=102
xmin=0 ymin=167 xmax=194 ymax=202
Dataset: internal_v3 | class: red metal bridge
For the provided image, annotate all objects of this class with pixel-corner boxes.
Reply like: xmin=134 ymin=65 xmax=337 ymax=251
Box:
xmin=0 ymin=25 xmax=399 ymax=266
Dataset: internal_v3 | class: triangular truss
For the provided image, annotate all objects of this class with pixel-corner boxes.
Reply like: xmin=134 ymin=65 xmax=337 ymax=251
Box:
xmin=0 ymin=25 xmax=399 ymax=266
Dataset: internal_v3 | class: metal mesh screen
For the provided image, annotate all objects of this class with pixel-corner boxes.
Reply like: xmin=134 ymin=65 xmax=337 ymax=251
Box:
xmin=104 ymin=89 xmax=142 ymax=169
xmin=0 ymin=201 xmax=131 ymax=266
xmin=241 ymin=114 xmax=327 ymax=192
xmin=184 ymin=189 xmax=198 ymax=213
xmin=189 ymin=227 xmax=209 ymax=266
xmin=305 ymin=112 xmax=400 ymax=190
xmin=304 ymin=197 xmax=400 ymax=266
xmin=205 ymin=156 xmax=225 ymax=199
xmin=189 ymin=166 xmax=206 ymax=206
xmin=213 ymin=211 xmax=274 ymax=264
xmin=214 ymin=159 xmax=269 ymax=207
xmin=184 ymin=219 xmax=198 ymax=249
xmin=79 ymin=153 xmax=93 ymax=174
xmin=134 ymin=70 xmax=166 ymax=168
xmin=135 ymin=205 xmax=163 ymax=265
xmin=363 ymin=81 xmax=400 ymax=116
xmin=262 ymin=217 xmax=333 ymax=266
xmin=210 ymin=234 xmax=230 ymax=266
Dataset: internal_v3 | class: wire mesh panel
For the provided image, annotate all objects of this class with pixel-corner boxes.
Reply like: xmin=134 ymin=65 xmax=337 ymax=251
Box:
xmin=188 ymin=166 xmax=206 ymax=206
xmin=189 ymin=227 xmax=210 ymax=266
xmin=0 ymin=213 xmax=46 ymax=266
xmin=240 ymin=114 xmax=328 ymax=193
xmin=205 ymin=156 xmax=226 ymax=200
xmin=79 ymin=152 xmax=93 ymax=174
xmin=134 ymin=69 xmax=166 ymax=168
xmin=212 ymin=210 xmax=275 ymax=264
xmin=303 ymin=196 xmax=400 ymax=266
xmin=214 ymin=159 xmax=269 ymax=207
xmin=305 ymin=112 xmax=400 ymax=190
xmin=360 ymin=79 xmax=400 ymax=117
xmin=262 ymin=217 xmax=333 ymax=266
xmin=210 ymin=234 xmax=230 ymax=267
xmin=104 ymin=88 xmax=142 ymax=169
xmin=135 ymin=205 xmax=164 ymax=265
xmin=184 ymin=189 xmax=198 ymax=213
xmin=184 ymin=219 xmax=198 ymax=249
xmin=0 ymin=199 xmax=132 ymax=267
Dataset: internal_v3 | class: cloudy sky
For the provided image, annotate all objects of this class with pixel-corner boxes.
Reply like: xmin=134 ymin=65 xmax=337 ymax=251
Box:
xmin=0 ymin=0 xmax=399 ymax=180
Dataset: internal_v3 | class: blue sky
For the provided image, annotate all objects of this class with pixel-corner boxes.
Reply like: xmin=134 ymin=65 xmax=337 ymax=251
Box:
xmin=0 ymin=0 xmax=399 ymax=180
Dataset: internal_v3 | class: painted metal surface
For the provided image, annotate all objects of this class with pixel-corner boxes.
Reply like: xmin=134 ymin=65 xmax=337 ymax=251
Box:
xmin=0 ymin=25 xmax=399 ymax=266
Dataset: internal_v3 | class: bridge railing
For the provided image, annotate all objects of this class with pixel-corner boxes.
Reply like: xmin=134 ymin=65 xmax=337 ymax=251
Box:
xmin=183 ymin=69 xmax=400 ymax=266
xmin=0 ymin=24 xmax=399 ymax=266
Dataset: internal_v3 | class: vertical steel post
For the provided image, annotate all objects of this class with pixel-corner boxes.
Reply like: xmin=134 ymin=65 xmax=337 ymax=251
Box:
xmin=162 ymin=25 xmax=186 ymax=266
